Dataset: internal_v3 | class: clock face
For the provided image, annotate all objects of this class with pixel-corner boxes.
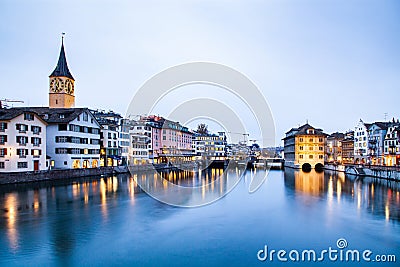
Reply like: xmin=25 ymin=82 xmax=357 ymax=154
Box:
xmin=50 ymin=78 xmax=64 ymax=93
xmin=65 ymin=79 xmax=74 ymax=95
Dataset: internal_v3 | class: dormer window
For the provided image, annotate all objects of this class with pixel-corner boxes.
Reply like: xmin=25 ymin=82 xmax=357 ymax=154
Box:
xmin=59 ymin=114 xmax=65 ymax=119
xmin=24 ymin=113 xmax=34 ymax=121
xmin=307 ymin=129 xmax=314 ymax=134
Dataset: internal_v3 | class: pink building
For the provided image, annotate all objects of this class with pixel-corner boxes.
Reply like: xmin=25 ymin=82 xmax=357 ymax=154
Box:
xmin=140 ymin=115 xmax=193 ymax=164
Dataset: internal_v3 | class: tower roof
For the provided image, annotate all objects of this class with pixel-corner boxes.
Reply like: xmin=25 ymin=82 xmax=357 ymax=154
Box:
xmin=49 ymin=37 xmax=75 ymax=80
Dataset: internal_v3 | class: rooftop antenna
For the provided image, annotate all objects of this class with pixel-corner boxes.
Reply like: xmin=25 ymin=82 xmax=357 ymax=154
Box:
xmin=384 ymin=112 xmax=388 ymax=121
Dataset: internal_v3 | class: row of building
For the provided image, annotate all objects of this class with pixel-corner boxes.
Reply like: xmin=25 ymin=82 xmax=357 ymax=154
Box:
xmin=283 ymin=119 xmax=400 ymax=169
xmin=0 ymin=37 xmax=229 ymax=173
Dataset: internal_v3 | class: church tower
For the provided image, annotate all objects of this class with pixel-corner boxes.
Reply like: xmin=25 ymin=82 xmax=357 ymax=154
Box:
xmin=49 ymin=35 xmax=75 ymax=108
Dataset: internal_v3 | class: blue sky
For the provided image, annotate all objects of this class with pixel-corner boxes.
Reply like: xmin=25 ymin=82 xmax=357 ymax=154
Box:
xmin=1 ymin=0 xmax=399 ymax=145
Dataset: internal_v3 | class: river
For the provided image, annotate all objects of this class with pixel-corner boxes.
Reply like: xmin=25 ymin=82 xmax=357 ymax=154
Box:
xmin=0 ymin=168 xmax=399 ymax=266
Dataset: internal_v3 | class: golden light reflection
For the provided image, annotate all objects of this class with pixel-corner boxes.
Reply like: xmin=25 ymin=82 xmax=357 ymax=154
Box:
xmin=33 ymin=190 xmax=40 ymax=212
xmin=83 ymin=182 xmax=89 ymax=205
xmin=128 ymin=177 xmax=136 ymax=204
xmin=5 ymin=193 xmax=19 ymax=251
xmin=371 ymin=184 xmax=374 ymax=199
xmin=72 ymin=183 xmax=80 ymax=198
xmin=100 ymin=178 xmax=108 ymax=219
xmin=113 ymin=176 xmax=118 ymax=192
xmin=294 ymin=170 xmax=324 ymax=196
xmin=337 ymin=179 xmax=342 ymax=204
xmin=385 ymin=203 xmax=390 ymax=221
xmin=327 ymin=177 xmax=334 ymax=201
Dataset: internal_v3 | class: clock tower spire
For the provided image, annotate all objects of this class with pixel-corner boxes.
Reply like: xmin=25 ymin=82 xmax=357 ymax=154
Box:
xmin=49 ymin=34 xmax=75 ymax=108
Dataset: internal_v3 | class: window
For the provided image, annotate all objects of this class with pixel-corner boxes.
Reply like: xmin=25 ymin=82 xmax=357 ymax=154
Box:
xmin=17 ymin=162 xmax=28 ymax=168
xmin=24 ymin=113 xmax=34 ymax=121
xmin=71 ymin=137 xmax=81 ymax=144
xmin=108 ymin=132 xmax=112 ymax=139
xmin=299 ymin=146 xmax=303 ymax=150
xmin=108 ymin=141 xmax=111 ymax=147
xmin=31 ymin=137 xmax=41 ymax=146
xmin=31 ymin=149 xmax=41 ymax=157
xmin=69 ymin=124 xmax=80 ymax=132
xmin=0 ymin=148 xmax=7 ymax=157
xmin=56 ymin=148 xmax=68 ymax=154
xmin=71 ymin=148 xmax=81 ymax=154
xmin=83 ymin=112 xmax=88 ymax=121
xmin=0 ymin=135 xmax=7 ymax=144
xmin=58 ymin=124 xmax=68 ymax=131
xmin=56 ymin=136 xmax=68 ymax=143
xmin=309 ymin=155 xmax=313 ymax=159
xmin=59 ymin=114 xmax=65 ymax=119
xmin=309 ymin=146 xmax=313 ymax=151
xmin=0 ymin=122 xmax=7 ymax=131
xmin=299 ymin=155 xmax=303 ymax=159
xmin=309 ymin=138 xmax=313 ymax=142
xmin=319 ymin=147 xmax=323 ymax=151
xmin=0 ymin=162 xmax=4 ymax=169
xmin=319 ymin=138 xmax=323 ymax=142
xmin=92 ymin=128 xmax=99 ymax=135
xmin=299 ymin=137 xmax=303 ymax=142
xmin=16 ymin=136 xmax=28 ymax=145
xmin=16 ymin=124 xmax=28 ymax=132
xmin=90 ymin=139 xmax=100 ymax=145
xmin=31 ymin=126 xmax=41 ymax=134
xmin=17 ymin=149 xmax=28 ymax=158
xmin=319 ymin=155 xmax=324 ymax=159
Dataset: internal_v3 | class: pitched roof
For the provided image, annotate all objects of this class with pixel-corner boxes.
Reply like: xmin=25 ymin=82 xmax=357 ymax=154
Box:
xmin=0 ymin=108 xmax=48 ymax=125
xmin=328 ymin=132 xmax=345 ymax=139
xmin=49 ymin=38 xmax=75 ymax=80
xmin=283 ymin=123 xmax=327 ymax=140
xmin=0 ymin=107 xmax=98 ymax=126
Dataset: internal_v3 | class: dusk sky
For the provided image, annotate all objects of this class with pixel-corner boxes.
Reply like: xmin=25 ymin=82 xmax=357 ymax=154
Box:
xmin=1 ymin=0 xmax=399 ymax=145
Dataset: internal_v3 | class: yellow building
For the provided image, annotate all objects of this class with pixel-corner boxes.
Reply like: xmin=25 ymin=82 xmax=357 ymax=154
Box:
xmin=283 ymin=123 xmax=327 ymax=170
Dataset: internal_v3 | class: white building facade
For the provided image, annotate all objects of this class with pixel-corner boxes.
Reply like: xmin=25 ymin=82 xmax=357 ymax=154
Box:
xmin=354 ymin=119 xmax=370 ymax=164
xmin=30 ymin=108 xmax=101 ymax=169
xmin=384 ymin=124 xmax=400 ymax=166
xmin=0 ymin=109 xmax=47 ymax=172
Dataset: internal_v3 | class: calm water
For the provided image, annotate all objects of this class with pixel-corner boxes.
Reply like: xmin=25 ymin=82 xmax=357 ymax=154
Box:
xmin=0 ymin=168 xmax=399 ymax=266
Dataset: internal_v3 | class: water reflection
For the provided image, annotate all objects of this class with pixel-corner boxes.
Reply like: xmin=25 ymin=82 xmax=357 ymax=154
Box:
xmin=284 ymin=168 xmax=400 ymax=222
xmin=135 ymin=167 xmax=236 ymax=206
xmin=0 ymin=168 xmax=399 ymax=266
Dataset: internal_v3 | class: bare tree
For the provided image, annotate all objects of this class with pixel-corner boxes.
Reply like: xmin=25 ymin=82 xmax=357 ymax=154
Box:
xmin=196 ymin=123 xmax=208 ymax=135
